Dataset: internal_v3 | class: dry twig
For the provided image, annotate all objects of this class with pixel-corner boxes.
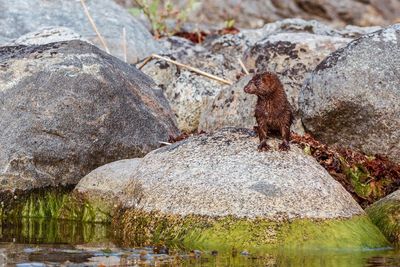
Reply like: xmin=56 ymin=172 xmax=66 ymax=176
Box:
xmin=137 ymin=54 xmax=233 ymax=85
xmin=122 ymin=27 xmax=127 ymax=62
xmin=238 ymin=58 xmax=249 ymax=75
xmin=159 ymin=141 xmax=172 ymax=146
xmin=80 ymin=0 xmax=110 ymax=53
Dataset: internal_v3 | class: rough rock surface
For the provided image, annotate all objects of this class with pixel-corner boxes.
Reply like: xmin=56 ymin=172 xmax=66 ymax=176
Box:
xmin=75 ymin=159 xmax=141 ymax=203
xmin=72 ymin=158 xmax=141 ymax=222
xmin=240 ymin=19 xmax=382 ymax=42
xmin=142 ymin=37 xmax=239 ymax=132
xmin=7 ymin=27 xmax=86 ymax=46
xmin=299 ymin=24 xmax=400 ymax=163
xmin=367 ymin=190 xmax=400 ymax=245
xmin=123 ymin=128 xmax=363 ymax=219
xmin=180 ymin=0 xmax=399 ymax=28
xmin=0 ymin=0 xmax=161 ymax=63
xmin=199 ymin=76 xmax=256 ymax=132
xmin=0 ymin=40 xmax=179 ymax=193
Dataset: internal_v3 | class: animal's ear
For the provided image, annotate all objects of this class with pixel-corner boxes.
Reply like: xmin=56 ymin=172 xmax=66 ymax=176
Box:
xmin=261 ymin=74 xmax=269 ymax=84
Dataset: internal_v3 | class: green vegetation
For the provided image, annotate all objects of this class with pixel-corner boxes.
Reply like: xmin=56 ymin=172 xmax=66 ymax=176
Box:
xmin=341 ymin=158 xmax=392 ymax=201
xmin=0 ymin=187 xmax=111 ymax=223
xmin=225 ymin=18 xmax=236 ymax=29
xmin=292 ymin=133 xmax=400 ymax=208
xmin=114 ymin=209 xmax=389 ymax=252
xmin=129 ymin=0 xmax=197 ymax=38
xmin=367 ymin=197 xmax=400 ymax=246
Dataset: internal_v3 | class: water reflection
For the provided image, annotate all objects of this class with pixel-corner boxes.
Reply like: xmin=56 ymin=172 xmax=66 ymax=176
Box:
xmin=0 ymin=218 xmax=111 ymax=244
xmin=0 ymin=218 xmax=398 ymax=266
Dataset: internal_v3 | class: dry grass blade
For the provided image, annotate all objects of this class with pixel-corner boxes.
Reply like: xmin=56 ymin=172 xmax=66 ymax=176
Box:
xmin=159 ymin=141 xmax=172 ymax=146
xmin=122 ymin=27 xmax=127 ymax=62
xmin=80 ymin=0 xmax=110 ymax=54
xmin=138 ymin=54 xmax=233 ymax=85
xmin=137 ymin=55 xmax=154 ymax=70
xmin=238 ymin=58 xmax=249 ymax=75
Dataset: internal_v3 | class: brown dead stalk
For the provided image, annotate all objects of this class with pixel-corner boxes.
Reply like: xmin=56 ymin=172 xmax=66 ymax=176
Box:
xmin=80 ymin=0 xmax=110 ymax=54
xmin=137 ymin=54 xmax=233 ymax=85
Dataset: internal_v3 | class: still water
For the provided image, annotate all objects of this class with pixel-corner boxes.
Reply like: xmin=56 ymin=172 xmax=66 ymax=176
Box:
xmin=0 ymin=219 xmax=399 ymax=266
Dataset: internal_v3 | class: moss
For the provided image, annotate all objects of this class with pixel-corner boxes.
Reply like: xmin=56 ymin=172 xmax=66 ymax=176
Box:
xmin=113 ymin=209 xmax=389 ymax=252
xmin=366 ymin=198 xmax=400 ymax=246
xmin=0 ymin=187 xmax=111 ymax=223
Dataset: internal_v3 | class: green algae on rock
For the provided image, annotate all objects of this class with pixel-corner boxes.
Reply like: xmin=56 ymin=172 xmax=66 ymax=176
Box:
xmin=0 ymin=187 xmax=111 ymax=223
xmin=114 ymin=209 xmax=389 ymax=251
xmin=367 ymin=190 xmax=400 ymax=246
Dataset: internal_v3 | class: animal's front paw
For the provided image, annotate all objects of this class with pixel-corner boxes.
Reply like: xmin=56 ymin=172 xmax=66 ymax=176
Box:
xmin=278 ymin=142 xmax=290 ymax=151
xmin=258 ymin=141 xmax=271 ymax=152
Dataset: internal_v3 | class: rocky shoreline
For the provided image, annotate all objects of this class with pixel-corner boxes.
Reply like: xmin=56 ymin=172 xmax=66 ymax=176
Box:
xmin=0 ymin=0 xmax=399 ymax=251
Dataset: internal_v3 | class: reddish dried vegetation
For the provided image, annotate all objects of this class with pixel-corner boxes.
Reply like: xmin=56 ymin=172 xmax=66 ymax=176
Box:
xmin=291 ymin=133 xmax=400 ymax=207
xmin=168 ymin=130 xmax=205 ymax=143
xmin=173 ymin=27 xmax=240 ymax=44
xmin=217 ymin=27 xmax=240 ymax=35
xmin=174 ymin=31 xmax=207 ymax=43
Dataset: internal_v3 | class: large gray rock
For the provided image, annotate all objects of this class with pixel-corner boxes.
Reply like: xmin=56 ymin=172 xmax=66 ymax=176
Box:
xmin=299 ymin=24 xmax=400 ymax=163
xmin=75 ymin=159 xmax=141 ymax=200
xmin=0 ymin=40 xmax=179 ymax=193
xmin=123 ymin=128 xmax=363 ymax=219
xmin=116 ymin=128 xmax=389 ymax=250
xmin=0 ymin=0 xmax=161 ymax=63
xmin=74 ymin=159 xmax=141 ymax=215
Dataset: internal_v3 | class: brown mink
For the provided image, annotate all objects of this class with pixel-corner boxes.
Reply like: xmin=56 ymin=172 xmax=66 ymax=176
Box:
xmin=244 ymin=72 xmax=293 ymax=151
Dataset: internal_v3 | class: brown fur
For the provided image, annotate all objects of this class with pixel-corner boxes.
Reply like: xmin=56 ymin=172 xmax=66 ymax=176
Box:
xmin=244 ymin=72 xmax=293 ymax=151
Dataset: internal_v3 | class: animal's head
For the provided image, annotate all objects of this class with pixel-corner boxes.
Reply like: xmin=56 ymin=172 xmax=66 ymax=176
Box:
xmin=244 ymin=72 xmax=280 ymax=96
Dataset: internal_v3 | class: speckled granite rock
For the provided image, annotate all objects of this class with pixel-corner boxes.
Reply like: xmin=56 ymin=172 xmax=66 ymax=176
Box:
xmin=141 ymin=37 xmax=239 ymax=132
xmin=74 ymin=158 xmax=141 ymax=206
xmin=0 ymin=40 xmax=178 ymax=194
xmin=0 ymin=0 xmax=162 ymax=62
xmin=199 ymin=76 xmax=256 ymax=132
xmin=74 ymin=159 xmax=142 ymax=216
xmin=367 ymin=190 xmax=400 ymax=246
xmin=115 ymin=128 xmax=388 ymax=250
xmin=299 ymin=24 xmax=400 ymax=163
xmin=123 ymin=127 xmax=362 ymax=218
